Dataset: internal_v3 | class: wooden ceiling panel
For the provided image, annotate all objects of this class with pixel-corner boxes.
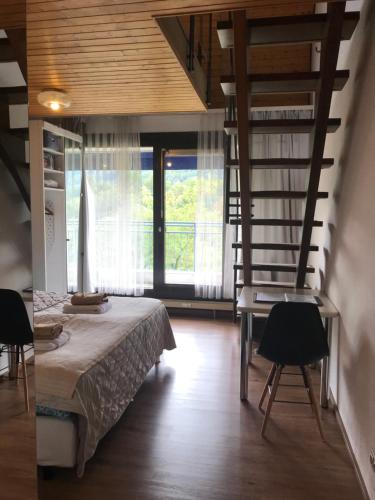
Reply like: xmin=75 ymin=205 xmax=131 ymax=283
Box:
xmin=27 ymin=0 xmax=321 ymax=117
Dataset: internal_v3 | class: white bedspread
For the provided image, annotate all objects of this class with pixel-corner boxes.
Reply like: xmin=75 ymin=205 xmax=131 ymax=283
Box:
xmin=36 ymin=297 xmax=173 ymax=399
xmin=34 ymin=293 xmax=176 ymax=475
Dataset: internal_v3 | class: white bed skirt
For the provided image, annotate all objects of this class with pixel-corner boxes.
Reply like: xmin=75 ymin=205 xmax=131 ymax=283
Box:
xmin=37 ymin=416 xmax=77 ymax=468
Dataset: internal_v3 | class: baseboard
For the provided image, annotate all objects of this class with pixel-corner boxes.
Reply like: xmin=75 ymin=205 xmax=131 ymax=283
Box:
xmin=161 ymin=299 xmax=232 ymax=311
xmin=329 ymin=390 xmax=370 ymax=500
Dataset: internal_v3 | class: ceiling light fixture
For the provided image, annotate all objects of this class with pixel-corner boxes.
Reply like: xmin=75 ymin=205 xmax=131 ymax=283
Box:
xmin=37 ymin=89 xmax=72 ymax=112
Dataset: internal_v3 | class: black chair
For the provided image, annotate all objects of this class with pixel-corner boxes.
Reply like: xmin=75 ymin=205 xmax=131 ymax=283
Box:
xmin=0 ymin=289 xmax=34 ymax=412
xmin=257 ymin=302 xmax=329 ymax=439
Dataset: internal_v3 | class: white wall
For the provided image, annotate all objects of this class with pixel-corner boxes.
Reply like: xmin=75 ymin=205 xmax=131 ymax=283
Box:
xmin=309 ymin=1 xmax=375 ymax=496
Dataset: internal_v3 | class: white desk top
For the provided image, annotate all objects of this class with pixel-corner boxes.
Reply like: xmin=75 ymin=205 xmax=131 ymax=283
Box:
xmin=237 ymin=286 xmax=338 ymax=318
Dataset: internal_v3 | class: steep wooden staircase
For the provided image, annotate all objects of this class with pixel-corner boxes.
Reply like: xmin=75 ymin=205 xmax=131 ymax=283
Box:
xmin=0 ymin=29 xmax=29 ymax=212
xmin=218 ymin=3 xmax=359 ymax=320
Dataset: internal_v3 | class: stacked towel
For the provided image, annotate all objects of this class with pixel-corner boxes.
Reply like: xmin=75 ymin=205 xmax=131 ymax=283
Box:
xmin=71 ymin=292 xmax=108 ymax=306
xmin=34 ymin=323 xmax=63 ymax=340
xmin=34 ymin=322 xmax=70 ymax=352
xmin=62 ymin=302 xmax=112 ymax=315
xmin=35 ymin=331 xmax=71 ymax=353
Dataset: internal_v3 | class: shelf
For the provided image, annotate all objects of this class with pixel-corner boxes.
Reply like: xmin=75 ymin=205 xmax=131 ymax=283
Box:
xmin=44 ymin=168 xmax=64 ymax=175
xmin=44 ymin=186 xmax=65 ymax=192
xmin=44 ymin=147 xmax=64 ymax=156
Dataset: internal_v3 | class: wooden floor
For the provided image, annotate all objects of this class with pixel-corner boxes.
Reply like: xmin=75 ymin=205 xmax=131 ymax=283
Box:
xmin=0 ymin=367 xmax=37 ymax=500
xmin=39 ymin=317 xmax=363 ymax=500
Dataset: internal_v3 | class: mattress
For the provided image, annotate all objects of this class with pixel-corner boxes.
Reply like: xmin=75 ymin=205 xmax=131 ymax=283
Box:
xmin=37 ymin=416 xmax=77 ymax=468
xmin=34 ymin=291 xmax=176 ymax=475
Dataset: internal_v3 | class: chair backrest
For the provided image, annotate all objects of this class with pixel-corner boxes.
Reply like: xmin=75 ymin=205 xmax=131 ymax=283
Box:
xmin=0 ymin=289 xmax=33 ymax=345
xmin=257 ymin=302 xmax=329 ymax=366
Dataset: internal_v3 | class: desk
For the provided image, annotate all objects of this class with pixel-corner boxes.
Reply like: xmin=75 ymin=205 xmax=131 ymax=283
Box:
xmin=237 ymin=286 xmax=338 ymax=408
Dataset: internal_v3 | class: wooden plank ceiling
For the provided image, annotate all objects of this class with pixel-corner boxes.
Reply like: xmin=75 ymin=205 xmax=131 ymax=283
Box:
xmin=27 ymin=0 xmax=320 ymax=117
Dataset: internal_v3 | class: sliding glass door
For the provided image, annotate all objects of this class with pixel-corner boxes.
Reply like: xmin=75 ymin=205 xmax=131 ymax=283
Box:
xmin=164 ymin=149 xmax=197 ymax=285
xmin=141 ymin=132 xmax=198 ymax=298
xmin=65 ymin=131 xmax=223 ymax=299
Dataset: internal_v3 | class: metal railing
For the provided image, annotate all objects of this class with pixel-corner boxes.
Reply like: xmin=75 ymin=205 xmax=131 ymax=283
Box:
xmin=67 ymin=220 xmax=222 ymax=284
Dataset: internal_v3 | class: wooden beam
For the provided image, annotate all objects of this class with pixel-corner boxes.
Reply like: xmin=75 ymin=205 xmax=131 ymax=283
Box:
xmin=232 ymin=242 xmax=319 ymax=251
xmin=5 ymin=29 xmax=27 ymax=81
xmin=217 ymin=11 xmax=359 ymax=48
xmin=230 ymin=219 xmax=323 ymax=227
xmin=226 ymin=158 xmax=334 ymax=169
xmin=229 ymin=190 xmax=329 ymax=199
xmin=296 ymin=2 xmax=346 ymax=288
xmin=233 ymin=10 xmax=252 ymax=286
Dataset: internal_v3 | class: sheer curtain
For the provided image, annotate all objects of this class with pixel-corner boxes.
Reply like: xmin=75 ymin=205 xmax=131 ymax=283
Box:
xmin=65 ymin=138 xmax=82 ymax=292
xmin=221 ymin=109 xmax=312 ymax=295
xmin=195 ymin=112 xmax=225 ymax=299
xmin=251 ymin=110 xmax=312 ymax=283
xmin=83 ymin=117 xmax=144 ymax=295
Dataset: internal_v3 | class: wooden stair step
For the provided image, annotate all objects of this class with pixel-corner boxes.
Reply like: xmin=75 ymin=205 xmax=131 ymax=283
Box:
xmin=0 ymin=39 xmax=17 ymax=63
xmin=220 ymin=70 xmax=349 ymax=96
xmin=224 ymin=118 xmax=341 ymax=135
xmin=234 ymin=262 xmax=315 ymax=273
xmin=230 ymin=218 xmax=323 ymax=227
xmin=217 ymin=12 xmax=359 ymax=48
xmin=226 ymin=158 xmax=334 ymax=169
xmin=229 ymin=190 xmax=328 ymax=199
xmin=232 ymin=242 xmax=319 ymax=251
xmin=0 ymin=86 xmax=27 ymax=96
xmin=8 ymin=127 xmax=28 ymax=139
xmin=235 ymin=279 xmax=310 ymax=289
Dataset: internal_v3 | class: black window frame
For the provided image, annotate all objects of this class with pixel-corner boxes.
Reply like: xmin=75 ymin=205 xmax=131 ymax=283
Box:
xmin=140 ymin=132 xmax=199 ymax=300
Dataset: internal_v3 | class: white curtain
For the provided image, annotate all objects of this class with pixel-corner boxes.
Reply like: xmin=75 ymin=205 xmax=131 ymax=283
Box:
xmin=195 ymin=113 xmax=225 ymax=299
xmin=222 ymin=109 xmax=312 ymax=294
xmin=83 ymin=117 xmax=144 ymax=295
xmin=65 ymin=138 xmax=82 ymax=292
xmin=251 ymin=110 xmax=312 ymax=283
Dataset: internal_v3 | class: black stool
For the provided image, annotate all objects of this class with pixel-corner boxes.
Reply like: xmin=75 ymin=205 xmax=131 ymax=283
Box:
xmin=257 ymin=302 xmax=329 ymax=439
xmin=0 ymin=289 xmax=34 ymax=412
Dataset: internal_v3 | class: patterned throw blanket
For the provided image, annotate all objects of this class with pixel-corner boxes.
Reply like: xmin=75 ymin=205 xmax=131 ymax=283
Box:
xmin=34 ymin=291 xmax=176 ymax=476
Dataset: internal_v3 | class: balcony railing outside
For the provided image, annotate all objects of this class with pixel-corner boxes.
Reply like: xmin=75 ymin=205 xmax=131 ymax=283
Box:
xmin=67 ymin=220 xmax=222 ymax=287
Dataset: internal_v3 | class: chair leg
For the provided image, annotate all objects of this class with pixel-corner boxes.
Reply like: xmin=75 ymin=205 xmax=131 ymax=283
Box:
xmin=301 ymin=366 xmax=325 ymax=441
xmin=261 ymin=364 xmax=282 ymax=437
xmin=20 ymin=346 xmax=29 ymax=413
xmin=300 ymin=365 xmax=314 ymax=407
xmin=16 ymin=345 xmax=20 ymax=383
xmin=259 ymin=363 xmax=277 ymax=410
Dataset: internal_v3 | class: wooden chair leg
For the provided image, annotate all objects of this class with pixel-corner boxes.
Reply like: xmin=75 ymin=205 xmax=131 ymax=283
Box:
xmin=20 ymin=346 xmax=29 ymax=413
xmin=302 ymin=366 xmax=325 ymax=441
xmin=261 ymin=365 xmax=282 ymax=437
xmin=259 ymin=363 xmax=277 ymax=410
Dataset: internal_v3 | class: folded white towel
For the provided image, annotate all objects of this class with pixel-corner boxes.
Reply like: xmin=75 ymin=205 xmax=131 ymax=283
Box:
xmin=62 ymin=301 xmax=112 ymax=315
xmin=44 ymin=178 xmax=59 ymax=188
xmin=35 ymin=331 xmax=71 ymax=353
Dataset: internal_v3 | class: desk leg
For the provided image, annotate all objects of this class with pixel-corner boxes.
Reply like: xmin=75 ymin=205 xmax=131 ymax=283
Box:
xmin=247 ymin=312 xmax=253 ymax=365
xmin=240 ymin=312 xmax=249 ymax=400
xmin=320 ymin=317 xmax=332 ymax=408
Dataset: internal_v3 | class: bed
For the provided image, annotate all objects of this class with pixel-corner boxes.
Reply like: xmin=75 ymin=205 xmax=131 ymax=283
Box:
xmin=33 ymin=291 xmax=176 ymax=476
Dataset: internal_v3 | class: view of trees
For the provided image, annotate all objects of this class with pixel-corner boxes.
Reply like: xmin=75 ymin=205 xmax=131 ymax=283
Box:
xmin=66 ymin=157 xmax=223 ymax=286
